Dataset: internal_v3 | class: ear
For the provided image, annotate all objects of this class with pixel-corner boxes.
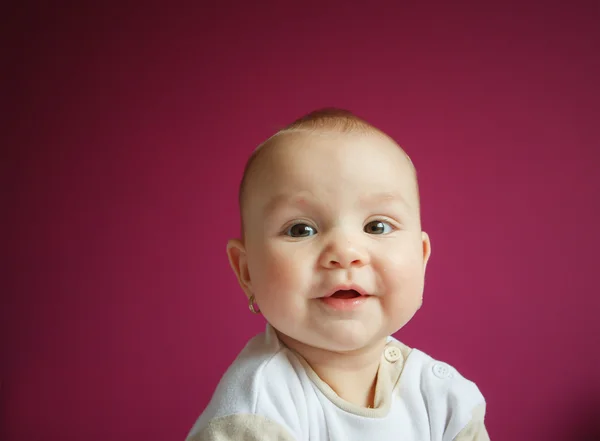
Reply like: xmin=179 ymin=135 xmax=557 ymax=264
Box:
xmin=421 ymin=231 xmax=432 ymax=273
xmin=226 ymin=238 xmax=253 ymax=299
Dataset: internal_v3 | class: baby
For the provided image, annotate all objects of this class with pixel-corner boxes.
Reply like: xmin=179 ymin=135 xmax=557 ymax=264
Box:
xmin=185 ymin=109 xmax=489 ymax=441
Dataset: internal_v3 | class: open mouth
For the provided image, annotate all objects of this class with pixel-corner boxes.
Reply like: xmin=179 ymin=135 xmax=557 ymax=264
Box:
xmin=320 ymin=288 xmax=369 ymax=311
xmin=329 ymin=289 xmax=362 ymax=299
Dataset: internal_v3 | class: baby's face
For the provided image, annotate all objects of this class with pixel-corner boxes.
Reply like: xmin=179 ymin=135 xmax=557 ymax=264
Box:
xmin=238 ymin=131 xmax=430 ymax=353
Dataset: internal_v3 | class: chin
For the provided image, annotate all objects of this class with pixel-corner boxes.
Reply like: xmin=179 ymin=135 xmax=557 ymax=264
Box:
xmin=314 ymin=329 xmax=383 ymax=353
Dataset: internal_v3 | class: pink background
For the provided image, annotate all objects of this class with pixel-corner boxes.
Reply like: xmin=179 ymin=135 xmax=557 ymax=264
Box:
xmin=3 ymin=2 xmax=599 ymax=440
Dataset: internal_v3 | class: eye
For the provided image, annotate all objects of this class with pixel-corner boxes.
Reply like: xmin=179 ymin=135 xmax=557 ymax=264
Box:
xmin=285 ymin=223 xmax=317 ymax=237
xmin=364 ymin=220 xmax=394 ymax=235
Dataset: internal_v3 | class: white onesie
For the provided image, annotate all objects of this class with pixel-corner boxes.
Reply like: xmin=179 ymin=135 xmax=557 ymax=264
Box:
xmin=186 ymin=325 xmax=489 ymax=441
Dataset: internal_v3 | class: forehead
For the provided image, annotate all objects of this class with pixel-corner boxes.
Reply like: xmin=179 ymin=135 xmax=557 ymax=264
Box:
xmin=243 ymin=132 xmax=418 ymax=213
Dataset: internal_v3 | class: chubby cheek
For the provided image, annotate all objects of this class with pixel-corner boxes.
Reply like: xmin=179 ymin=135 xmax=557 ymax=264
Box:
xmin=376 ymin=243 xmax=425 ymax=324
xmin=247 ymin=244 xmax=311 ymax=307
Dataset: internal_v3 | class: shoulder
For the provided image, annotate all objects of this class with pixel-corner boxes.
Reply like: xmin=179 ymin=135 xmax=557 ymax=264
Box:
xmin=186 ymin=326 xmax=308 ymax=440
xmin=186 ymin=414 xmax=297 ymax=441
xmin=396 ymin=344 xmax=487 ymax=440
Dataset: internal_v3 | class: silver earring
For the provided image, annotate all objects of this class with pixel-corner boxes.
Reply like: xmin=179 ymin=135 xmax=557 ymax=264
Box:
xmin=248 ymin=295 xmax=260 ymax=314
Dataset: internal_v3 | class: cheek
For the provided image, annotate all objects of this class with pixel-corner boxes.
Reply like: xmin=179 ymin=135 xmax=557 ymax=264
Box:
xmin=248 ymin=245 xmax=307 ymax=294
xmin=247 ymin=246 xmax=312 ymax=323
xmin=377 ymin=243 xmax=425 ymax=328
xmin=377 ymin=240 xmax=425 ymax=287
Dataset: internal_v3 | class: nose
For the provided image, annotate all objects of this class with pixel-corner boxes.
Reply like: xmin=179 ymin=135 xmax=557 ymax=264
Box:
xmin=318 ymin=229 xmax=370 ymax=269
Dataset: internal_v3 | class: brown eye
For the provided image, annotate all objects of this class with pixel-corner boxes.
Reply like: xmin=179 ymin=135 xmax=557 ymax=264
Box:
xmin=286 ymin=223 xmax=316 ymax=237
xmin=364 ymin=220 xmax=393 ymax=235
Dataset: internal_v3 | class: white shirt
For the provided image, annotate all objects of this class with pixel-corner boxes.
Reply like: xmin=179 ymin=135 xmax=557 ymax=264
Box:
xmin=186 ymin=325 xmax=489 ymax=441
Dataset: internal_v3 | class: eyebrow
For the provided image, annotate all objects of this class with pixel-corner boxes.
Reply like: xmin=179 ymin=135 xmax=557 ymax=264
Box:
xmin=359 ymin=191 xmax=411 ymax=210
xmin=262 ymin=191 xmax=410 ymax=216
xmin=262 ymin=193 xmax=317 ymax=216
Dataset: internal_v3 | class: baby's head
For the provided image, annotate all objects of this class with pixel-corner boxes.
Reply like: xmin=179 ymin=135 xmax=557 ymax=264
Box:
xmin=227 ymin=109 xmax=431 ymax=354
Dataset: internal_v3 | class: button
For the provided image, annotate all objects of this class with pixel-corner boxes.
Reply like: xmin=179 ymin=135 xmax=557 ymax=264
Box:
xmin=432 ymin=362 xmax=454 ymax=379
xmin=384 ymin=346 xmax=402 ymax=362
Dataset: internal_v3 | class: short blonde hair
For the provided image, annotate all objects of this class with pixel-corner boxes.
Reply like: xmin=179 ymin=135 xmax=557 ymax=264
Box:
xmin=277 ymin=107 xmax=383 ymax=134
xmin=238 ymin=108 xmax=418 ymax=228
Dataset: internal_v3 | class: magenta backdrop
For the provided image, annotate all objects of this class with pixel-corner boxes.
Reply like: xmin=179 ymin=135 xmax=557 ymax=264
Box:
xmin=3 ymin=2 xmax=599 ymax=440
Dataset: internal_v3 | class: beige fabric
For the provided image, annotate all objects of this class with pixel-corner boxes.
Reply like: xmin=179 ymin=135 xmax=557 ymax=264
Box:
xmin=292 ymin=340 xmax=490 ymax=439
xmin=453 ymin=403 xmax=490 ymax=441
xmin=188 ymin=413 xmax=296 ymax=441
xmin=293 ymin=340 xmax=411 ymax=417
xmin=188 ymin=338 xmax=490 ymax=440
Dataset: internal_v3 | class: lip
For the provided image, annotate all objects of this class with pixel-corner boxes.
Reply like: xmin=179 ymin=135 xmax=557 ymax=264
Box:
xmin=319 ymin=284 xmax=371 ymax=311
xmin=323 ymin=284 xmax=369 ymax=298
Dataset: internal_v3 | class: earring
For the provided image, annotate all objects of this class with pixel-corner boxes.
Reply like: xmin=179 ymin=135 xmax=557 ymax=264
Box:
xmin=248 ymin=295 xmax=261 ymax=314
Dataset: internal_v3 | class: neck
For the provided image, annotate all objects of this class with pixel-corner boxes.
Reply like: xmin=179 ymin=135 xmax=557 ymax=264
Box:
xmin=276 ymin=331 xmax=386 ymax=408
